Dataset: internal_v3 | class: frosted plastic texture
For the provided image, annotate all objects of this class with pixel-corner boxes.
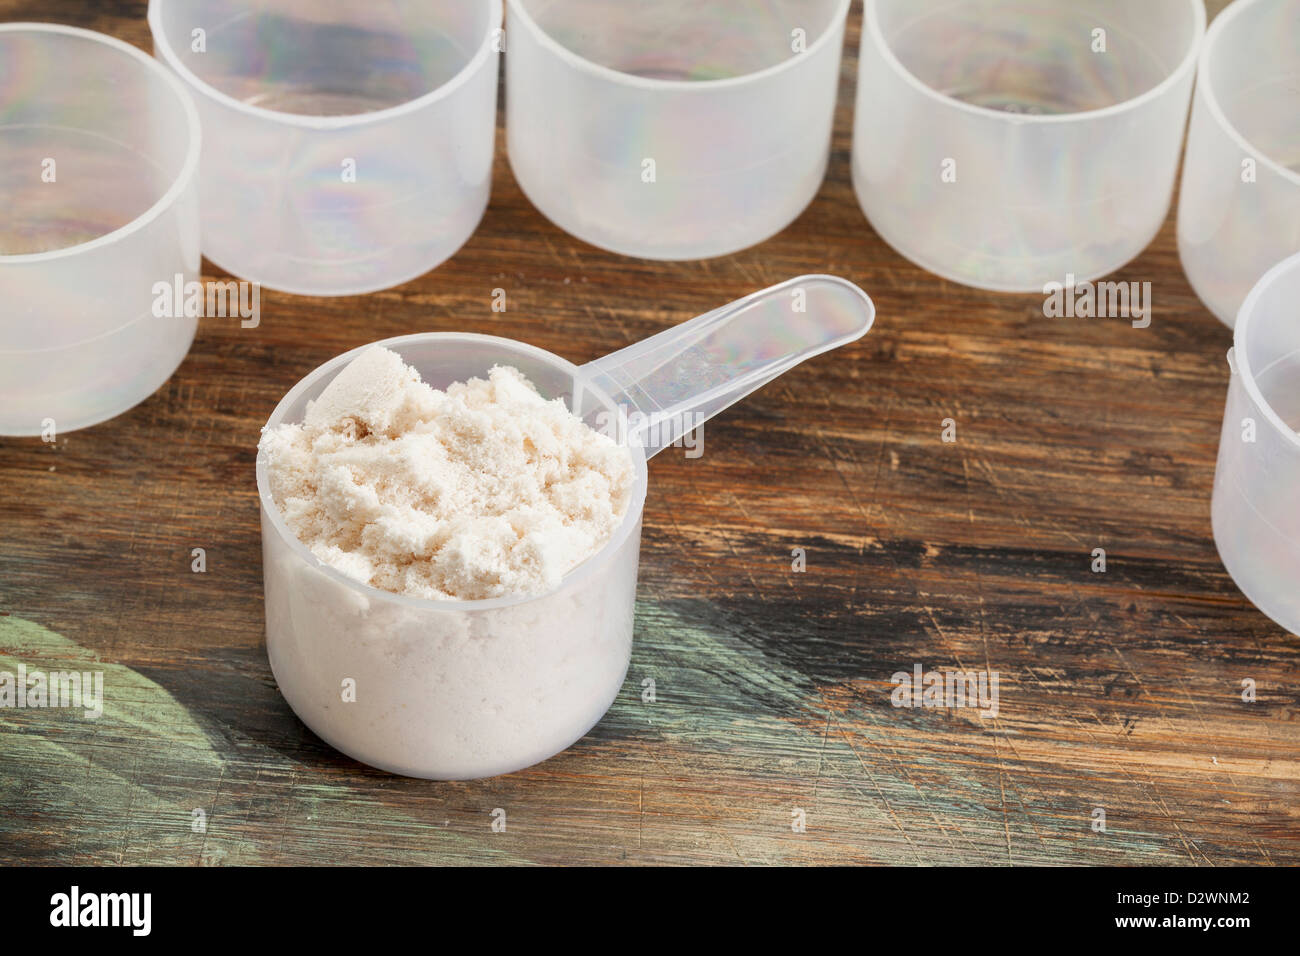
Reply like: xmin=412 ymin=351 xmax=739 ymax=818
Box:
xmin=259 ymin=334 xmax=649 ymax=780
xmin=1212 ymin=253 xmax=1300 ymax=636
xmin=505 ymin=0 xmax=850 ymax=260
xmin=148 ymin=0 xmax=501 ymax=295
xmin=0 ymin=24 xmax=200 ymax=435
xmin=1178 ymin=0 xmax=1300 ymax=327
xmin=584 ymin=275 xmax=875 ymax=456
xmin=852 ymin=0 xmax=1204 ymax=292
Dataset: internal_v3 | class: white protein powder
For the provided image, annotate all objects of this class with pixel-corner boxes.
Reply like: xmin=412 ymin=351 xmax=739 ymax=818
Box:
xmin=259 ymin=345 xmax=635 ymax=601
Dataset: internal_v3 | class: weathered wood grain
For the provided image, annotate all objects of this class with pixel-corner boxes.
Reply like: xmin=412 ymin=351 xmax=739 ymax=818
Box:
xmin=3 ymin=0 xmax=1296 ymax=866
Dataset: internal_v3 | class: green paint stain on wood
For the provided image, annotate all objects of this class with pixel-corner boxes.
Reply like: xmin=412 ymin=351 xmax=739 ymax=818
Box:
xmin=0 ymin=616 xmax=524 ymax=864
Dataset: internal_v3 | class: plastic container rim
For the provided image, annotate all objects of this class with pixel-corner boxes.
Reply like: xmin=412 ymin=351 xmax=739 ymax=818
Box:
xmin=504 ymin=0 xmax=851 ymax=92
xmin=861 ymin=0 xmax=1207 ymax=125
xmin=147 ymin=0 xmax=503 ymax=130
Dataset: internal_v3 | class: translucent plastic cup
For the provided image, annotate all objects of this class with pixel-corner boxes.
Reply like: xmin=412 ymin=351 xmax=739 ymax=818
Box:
xmin=147 ymin=0 xmax=501 ymax=296
xmin=257 ymin=275 xmax=875 ymax=778
xmin=1211 ymin=252 xmax=1300 ymax=636
xmin=0 ymin=23 xmax=200 ymax=436
xmin=505 ymin=0 xmax=850 ymax=260
xmin=852 ymin=0 xmax=1205 ymax=292
xmin=1178 ymin=0 xmax=1300 ymax=327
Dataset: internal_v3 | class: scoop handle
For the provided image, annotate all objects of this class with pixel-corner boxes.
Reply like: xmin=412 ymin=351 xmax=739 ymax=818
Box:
xmin=579 ymin=275 xmax=875 ymax=458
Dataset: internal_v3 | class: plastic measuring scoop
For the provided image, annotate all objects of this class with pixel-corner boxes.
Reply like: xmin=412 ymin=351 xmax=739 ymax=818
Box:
xmin=1178 ymin=0 xmax=1300 ymax=327
xmin=853 ymin=0 xmax=1205 ymax=292
xmin=1211 ymin=251 xmax=1300 ymax=635
xmin=148 ymin=0 xmax=501 ymax=296
xmin=0 ymin=23 xmax=201 ymax=435
xmin=256 ymin=274 xmax=875 ymax=779
xmin=506 ymin=0 xmax=851 ymax=260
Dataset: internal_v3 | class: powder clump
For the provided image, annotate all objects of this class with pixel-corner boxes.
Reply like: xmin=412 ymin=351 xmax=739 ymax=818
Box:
xmin=260 ymin=345 xmax=635 ymax=601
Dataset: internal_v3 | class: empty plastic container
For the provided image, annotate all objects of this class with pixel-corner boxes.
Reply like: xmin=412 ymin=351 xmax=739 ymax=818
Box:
xmin=852 ymin=0 xmax=1205 ymax=292
xmin=257 ymin=275 xmax=875 ymax=778
xmin=0 ymin=23 xmax=201 ymax=436
xmin=1178 ymin=0 xmax=1300 ymax=327
xmin=1211 ymin=252 xmax=1300 ymax=636
xmin=147 ymin=0 xmax=501 ymax=296
xmin=505 ymin=0 xmax=850 ymax=260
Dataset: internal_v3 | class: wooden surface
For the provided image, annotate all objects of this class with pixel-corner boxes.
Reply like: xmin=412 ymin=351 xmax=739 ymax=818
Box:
xmin=4 ymin=0 xmax=1297 ymax=867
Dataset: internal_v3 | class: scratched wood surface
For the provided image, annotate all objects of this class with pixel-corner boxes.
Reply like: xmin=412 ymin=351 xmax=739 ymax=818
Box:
xmin=3 ymin=0 xmax=1297 ymax=867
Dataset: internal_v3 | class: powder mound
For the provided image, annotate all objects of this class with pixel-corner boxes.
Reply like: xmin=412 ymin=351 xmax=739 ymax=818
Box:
xmin=260 ymin=346 xmax=635 ymax=601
